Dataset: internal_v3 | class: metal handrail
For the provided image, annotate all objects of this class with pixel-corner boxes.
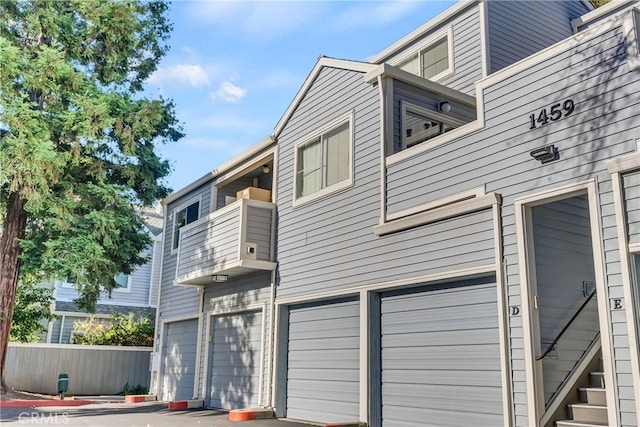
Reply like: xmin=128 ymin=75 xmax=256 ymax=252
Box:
xmin=537 ymin=288 xmax=597 ymax=361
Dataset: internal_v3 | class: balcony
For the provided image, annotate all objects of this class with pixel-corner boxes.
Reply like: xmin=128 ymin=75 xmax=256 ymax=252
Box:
xmin=175 ymin=198 xmax=276 ymax=286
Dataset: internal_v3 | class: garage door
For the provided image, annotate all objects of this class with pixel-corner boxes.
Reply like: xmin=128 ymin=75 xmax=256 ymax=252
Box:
xmin=209 ymin=310 xmax=263 ymax=409
xmin=162 ymin=318 xmax=198 ymax=401
xmin=381 ymin=279 xmax=503 ymax=427
xmin=287 ymin=298 xmax=360 ymax=423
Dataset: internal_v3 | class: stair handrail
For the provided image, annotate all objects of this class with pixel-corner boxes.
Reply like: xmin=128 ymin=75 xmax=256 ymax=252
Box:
xmin=537 ymin=288 xmax=597 ymax=361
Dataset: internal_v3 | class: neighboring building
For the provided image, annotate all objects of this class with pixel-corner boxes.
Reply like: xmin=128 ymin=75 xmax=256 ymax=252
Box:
xmin=46 ymin=205 xmax=163 ymax=344
xmin=155 ymin=1 xmax=640 ymax=427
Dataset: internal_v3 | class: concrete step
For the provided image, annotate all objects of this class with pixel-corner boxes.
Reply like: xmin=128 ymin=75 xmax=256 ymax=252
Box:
xmin=589 ymin=372 xmax=605 ymax=388
xmin=578 ymin=387 xmax=606 ymax=406
xmin=567 ymin=403 xmax=608 ymax=424
xmin=556 ymin=420 xmax=608 ymax=427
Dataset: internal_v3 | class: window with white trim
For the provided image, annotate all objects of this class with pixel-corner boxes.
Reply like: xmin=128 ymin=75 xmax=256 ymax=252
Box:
xmin=295 ymin=116 xmax=353 ymax=203
xmin=397 ymin=35 xmax=452 ymax=80
xmin=401 ymin=102 xmax=465 ymax=152
xmin=114 ymin=273 xmax=130 ymax=290
xmin=172 ymin=200 xmax=200 ymax=251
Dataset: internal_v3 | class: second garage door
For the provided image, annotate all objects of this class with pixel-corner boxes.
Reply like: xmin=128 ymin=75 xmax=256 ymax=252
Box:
xmin=209 ymin=310 xmax=263 ymax=409
xmin=286 ymin=298 xmax=360 ymax=423
xmin=380 ymin=279 xmax=503 ymax=427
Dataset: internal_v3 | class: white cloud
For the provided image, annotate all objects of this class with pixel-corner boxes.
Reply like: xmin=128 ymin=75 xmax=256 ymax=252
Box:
xmin=332 ymin=1 xmax=424 ymax=31
xmin=210 ymin=81 xmax=247 ymax=103
xmin=148 ymin=64 xmax=210 ymax=87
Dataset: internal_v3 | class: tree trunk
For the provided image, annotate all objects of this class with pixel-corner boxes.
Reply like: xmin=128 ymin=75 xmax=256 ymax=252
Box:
xmin=0 ymin=191 xmax=28 ymax=394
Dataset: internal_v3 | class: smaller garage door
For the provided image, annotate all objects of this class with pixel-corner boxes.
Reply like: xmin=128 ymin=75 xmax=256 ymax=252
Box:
xmin=162 ymin=318 xmax=198 ymax=401
xmin=381 ymin=279 xmax=502 ymax=427
xmin=286 ymin=298 xmax=360 ymax=423
xmin=209 ymin=311 xmax=263 ymax=409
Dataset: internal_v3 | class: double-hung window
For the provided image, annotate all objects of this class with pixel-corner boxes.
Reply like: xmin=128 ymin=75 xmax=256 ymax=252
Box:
xmin=172 ymin=200 xmax=200 ymax=251
xmin=393 ymin=29 xmax=453 ymax=81
xmin=294 ymin=114 xmax=353 ymax=204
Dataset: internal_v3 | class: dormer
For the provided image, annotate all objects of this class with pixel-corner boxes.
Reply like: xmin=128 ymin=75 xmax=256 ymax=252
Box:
xmin=369 ymin=0 xmax=592 ymax=95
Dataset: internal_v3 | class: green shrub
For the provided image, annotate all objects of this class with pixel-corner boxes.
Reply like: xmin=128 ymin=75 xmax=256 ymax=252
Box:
xmin=119 ymin=382 xmax=149 ymax=396
xmin=73 ymin=313 xmax=153 ymax=346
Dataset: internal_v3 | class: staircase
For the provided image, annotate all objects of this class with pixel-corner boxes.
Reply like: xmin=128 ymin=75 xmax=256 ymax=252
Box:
xmin=555 ymin=370 xmax=608 ymax=427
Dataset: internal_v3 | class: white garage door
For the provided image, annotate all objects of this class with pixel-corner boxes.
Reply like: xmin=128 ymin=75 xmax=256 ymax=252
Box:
xmin=209 ymin=310 xmax=263 ymax=409
xmin=381 ymin=279 xmax=503 ymax=427
xmin=286 ymin=298 xmax=360 ymax=423
xmin=162 ymin=318 xmax=198 ymax=401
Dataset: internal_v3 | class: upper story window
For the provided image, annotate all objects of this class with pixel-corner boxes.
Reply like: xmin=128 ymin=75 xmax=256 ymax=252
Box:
xmin=172 ymin=200 xmax=200 ymax=252
xmin=294 ymin=113 xmax=354 ymax=206
xmin=391 ymin=28 xmax=453 ymax=82
xmin=401 ymin=102 xmax=465 ymax=152
xmin=114 ymin=273 xmax=131 ymax=291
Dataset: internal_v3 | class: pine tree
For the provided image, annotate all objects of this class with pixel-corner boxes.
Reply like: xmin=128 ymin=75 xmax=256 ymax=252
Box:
xmin=0 ymin=0 xmax=182 ymax=392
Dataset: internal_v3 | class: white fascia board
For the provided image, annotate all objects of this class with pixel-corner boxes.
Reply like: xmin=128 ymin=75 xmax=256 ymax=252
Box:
xmin=368 ymin=0 xmax=477 ymax=64
xmin=162 ymin=136 xmax=275 ymax=206
xmin=364 ymin=63 xmax=476 ymax=107
xmin=571 ymin=0 xmax=636 ymax=31
xmin=272 ymin=57 xmax=376 ymax=138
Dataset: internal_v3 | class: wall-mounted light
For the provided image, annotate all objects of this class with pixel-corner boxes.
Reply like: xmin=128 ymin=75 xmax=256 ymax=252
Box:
xmin=438 ymin=101 xmax=451 ymax=113
xmin=262 ymin=164 xmax=270 ymax=174
xmin=211 ymin=274 xmax=228 ymax=282
xmin=530 ymin=145 xmax=558 ymax=164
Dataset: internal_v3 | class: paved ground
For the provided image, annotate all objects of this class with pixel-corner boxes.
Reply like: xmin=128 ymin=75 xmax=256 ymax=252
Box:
xmin=0 ymin=402 xmax=315 ymax=427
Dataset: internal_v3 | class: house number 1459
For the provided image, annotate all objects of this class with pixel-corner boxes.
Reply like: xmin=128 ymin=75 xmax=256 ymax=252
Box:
xmin=529 ymin=99 xmax=574 ymax=129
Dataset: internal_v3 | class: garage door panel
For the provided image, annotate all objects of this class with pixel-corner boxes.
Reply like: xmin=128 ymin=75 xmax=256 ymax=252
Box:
xmin=162 ymin=319 xmax=198 ymax=402
xmin=286 ymin=298 xmax=360 ymax=423
xmin=381 ymin=280 xmax=503 ymax=427
xmin=209 ymin=311 xmax=262 ymax=410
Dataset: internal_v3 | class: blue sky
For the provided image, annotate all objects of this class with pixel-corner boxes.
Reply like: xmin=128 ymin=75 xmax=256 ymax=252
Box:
xmin=147 ymin=1 xmax=457 ymax=192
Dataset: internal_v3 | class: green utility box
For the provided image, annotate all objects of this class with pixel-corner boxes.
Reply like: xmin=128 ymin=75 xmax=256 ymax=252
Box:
xmin=57 ymin=373 xmax=69 ymax=399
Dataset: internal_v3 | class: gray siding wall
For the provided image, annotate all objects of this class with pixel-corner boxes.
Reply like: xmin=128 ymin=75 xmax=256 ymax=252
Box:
xmin=245 ymin=206 xmax=273 ymax=262
xmin=623 ymin=170 xmax=640 ymax=244
xmin=176 ymin=204 xmax=241 ymax=279
xmin=5 ymin=343 xmax=151 ymax=395
xmin=159 ymin=182 xmax=212 ymax=323
xmin=487 ymin=1 xmax=590 ymax=74
xmin=384 ymin=4 xmax=483 ymax=95
xmin=276 ymin=66 xmax=495 ymax=300
xmin=195 ymin=272 xmax=272 ymax=406
xmin=386 ymin=25 xmax=638 ymax=426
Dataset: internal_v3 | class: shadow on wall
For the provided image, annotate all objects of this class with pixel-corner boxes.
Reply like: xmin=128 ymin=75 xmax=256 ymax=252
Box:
xmin=207 ymin=280 xmax=264 ymax=410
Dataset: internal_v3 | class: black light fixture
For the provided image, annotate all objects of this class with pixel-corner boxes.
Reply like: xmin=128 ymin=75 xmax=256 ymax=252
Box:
xmin=211 ymin=274 xmax=228 ymax=282
xmin=438 ymin=101 xmax=451 ymax=113
xmin=530 ymin=145 xmax=558 ymax=164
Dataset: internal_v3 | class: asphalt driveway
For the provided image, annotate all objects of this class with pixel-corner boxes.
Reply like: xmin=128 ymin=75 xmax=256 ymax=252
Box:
xmin=0 ymin=402 xmax=316 ymax=427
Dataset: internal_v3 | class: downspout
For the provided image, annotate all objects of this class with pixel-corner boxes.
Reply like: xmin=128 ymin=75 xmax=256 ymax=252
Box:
xmin=193 ymin=285 xmax=206 ymax=400
xmin=152 ymin=203 xmax=168 ymax=397
xmin=266 ymin=269 xmax=276 ymax=408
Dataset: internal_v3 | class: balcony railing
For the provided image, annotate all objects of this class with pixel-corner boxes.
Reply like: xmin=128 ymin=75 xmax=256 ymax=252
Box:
xmin=175 ymin=198 xmax=276 ymax=286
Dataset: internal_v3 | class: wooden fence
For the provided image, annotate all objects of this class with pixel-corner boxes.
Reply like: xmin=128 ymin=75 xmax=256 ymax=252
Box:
xmin=5 ymin=343 xmax=151 ymax=395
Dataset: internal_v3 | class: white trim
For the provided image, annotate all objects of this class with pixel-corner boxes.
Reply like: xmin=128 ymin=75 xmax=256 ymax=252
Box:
xmin=386 ymin=26 xmax=455 ymax=83
xmin=274 ymin=264 xmax=496 ymax=307
xmin=273 ymin=57 xmax=376 ymax=138
xmin=368 ymin=0 xmax=476 ymax=63
xmin=571 ymin=0 xmax=636 ymax=32
xmin=162 ymin=136 xmax=274 ymax=205
xmin=58 ymin=315 xmax=65 ymax=344
xmin=210 ymin=183 xmax=218 ymax=215
xmin=358 ymin=290 xmax=369 ymax=422
xmin=607 ymin=151 xmax=640 ymax=174
xmin=148 ymin=240 xmax=161 ymax=307
xmin=377 ymin=76 xmax=388 ymax=224
xmin=157 ymin=315 xmax=199 ymax=401
xmin=213 ymin=148 xmax=276 ymax=188
xmin=176 ymin=260 xmax=277 ymax=287
xmin=193 ymin=287 xmax=205 ymax=399
xmin=170 ymin=195 xmax=202 ymax=255
xmin=493 ymin=203 xmax=512 ymax=427
xmin=54 ymin=298 xmax=154 ymax=308
xmin=611 ymin=171 xmax=640 ymax=421
xmin=112 ymin=273 xmax=132 ymax=294
xmin=514 ymin=180 xmax=619 ymax=427
xmin=364 ymin=64 xmax=476 ymax=107
xmin=479 ymin=0 xmax=490 ymax=78
xmin=374 ymin=193 xmax=499 ymax=236
xmin=387 ymin=187 xmax=485 ymax=222
xmin=54 ymin=311 xmax=111 ymax=318
xmin=622 ymin=7 xmax=640 ymax=69
xmin=152 ymin=202 xmax=168 ymax=396
xmin=292 ymin=111 xmax=355 ymax=208
xmin=630 ymin=242 xmax=640 ymax=253
xmin=266 ymin=270 xmax=277 ymax=408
